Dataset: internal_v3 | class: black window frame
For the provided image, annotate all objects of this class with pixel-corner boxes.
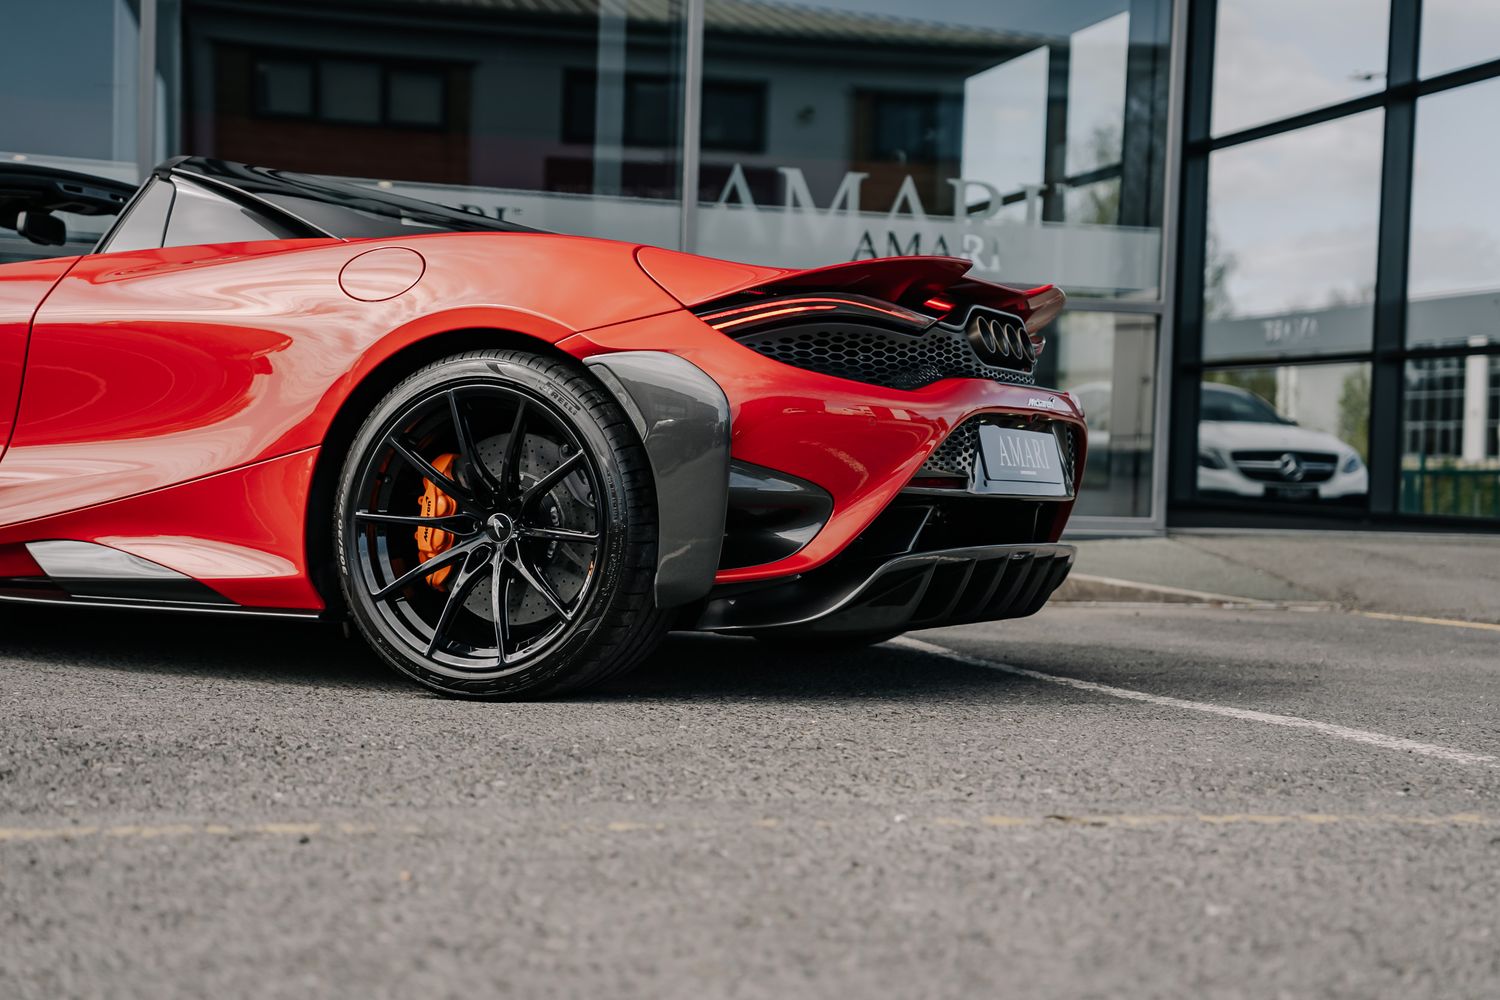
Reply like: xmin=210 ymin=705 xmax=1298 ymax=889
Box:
xmin=251 ymin=51 xmax=449 ymax=131
xmin=252 ymin=57 xmax=316 ymax=120
xmin=1171 ymin=0 xmax=1500 ymax=532
xmin=562 ymin=69 xmax=767 ymax=153
xmin=315 ymin=59 xmax=384 ymax=126
xmin=854 ymin=88 xmax=964 ymax=165
xmin=700 ymin=79 xmax=767 ymax=154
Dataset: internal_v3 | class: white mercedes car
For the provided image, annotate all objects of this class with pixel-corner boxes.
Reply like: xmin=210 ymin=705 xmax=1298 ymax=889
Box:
xmin=1196 ymin=383 xmax=1368 ymax=502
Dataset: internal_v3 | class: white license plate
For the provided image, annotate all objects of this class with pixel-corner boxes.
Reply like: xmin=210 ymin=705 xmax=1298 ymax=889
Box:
xmin=975 ymin=426 xmax=1069 ymax=497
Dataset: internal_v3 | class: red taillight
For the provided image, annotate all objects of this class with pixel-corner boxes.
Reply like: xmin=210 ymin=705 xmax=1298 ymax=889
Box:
xmin=709 ymin=302 xmax=839 ymax=331
xmin=698 ymin=294 xmax=933 ymax=334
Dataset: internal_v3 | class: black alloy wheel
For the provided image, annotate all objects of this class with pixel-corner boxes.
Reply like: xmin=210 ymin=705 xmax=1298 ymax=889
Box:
xmin=336 ymin=350 xmax=668 ymax=698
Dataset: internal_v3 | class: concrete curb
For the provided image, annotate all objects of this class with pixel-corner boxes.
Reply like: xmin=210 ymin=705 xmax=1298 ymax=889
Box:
xmin=1055 ymin=573 xmax=1339 ymax=610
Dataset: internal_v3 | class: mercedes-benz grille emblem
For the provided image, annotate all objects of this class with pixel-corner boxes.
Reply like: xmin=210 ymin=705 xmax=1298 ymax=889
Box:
xmin=965 ymin=312 xmax=1035 ymax=368
xmin=1277 ymin=452 xmax=1306 ymax=482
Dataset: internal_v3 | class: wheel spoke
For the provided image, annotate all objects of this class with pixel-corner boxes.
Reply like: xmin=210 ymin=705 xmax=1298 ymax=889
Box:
xmin=498 ymin=400 xmax=527 ymax=498
xmin=521 ymin=450 xmax=585 ymax=509
xmin=490 ymin=555 xmax=510 ymax=662
xmin=426 ymin=548 xmax=489 ymax=657
xmin=371 ymin=539 xmax=479 ymax=601
xmin=507 ymin=549 xmax=573 ymax=621
xmin=518 ymin=525 xmax=598 ymax=544
xmin=355 ymin=511 xmax=476 ymax=532
xmin=354 ymin=381 xmax=607 ymax=674
xmin=390 ymin=437 xmax=472 ymax=504
xmin=448 ymin=390 xmax=501 ymax=496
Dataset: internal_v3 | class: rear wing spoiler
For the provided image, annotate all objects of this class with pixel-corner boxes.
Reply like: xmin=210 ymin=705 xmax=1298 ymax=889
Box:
xmin=636 ymin=248 xmax=1065 ymax=338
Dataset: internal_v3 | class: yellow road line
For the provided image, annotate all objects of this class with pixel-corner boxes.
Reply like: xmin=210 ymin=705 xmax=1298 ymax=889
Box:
xmin=0 ymin=820 xmax=406 ymax=843
xmin=987 ymin=813 xmax=1497 ymax=829
xmin=1358 ymin=610 xmax=1500 ymax=633
xmin=0 ymin=826 xmax=102 ymax=841
xmin=1 ymin=813 xmax=1495 ymax=844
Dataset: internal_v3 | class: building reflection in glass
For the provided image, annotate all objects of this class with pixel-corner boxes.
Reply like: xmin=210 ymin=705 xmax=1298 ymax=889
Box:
xmin=1403 ymin=355 xmax=1500 ymax=518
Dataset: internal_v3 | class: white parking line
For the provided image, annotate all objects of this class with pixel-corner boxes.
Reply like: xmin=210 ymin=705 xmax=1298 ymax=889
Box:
xmin=1358 ymin=611 xmax=1500 ymax=634
xmin=893 ymin=637 xmax=1500 ymax=769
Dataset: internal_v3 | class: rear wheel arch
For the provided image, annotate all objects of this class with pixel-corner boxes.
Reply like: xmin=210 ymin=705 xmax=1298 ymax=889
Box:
xmin=304 ymin=327 xmax=583 ymax=614
xmin=331 ymin=346 xmax=668 ymax=697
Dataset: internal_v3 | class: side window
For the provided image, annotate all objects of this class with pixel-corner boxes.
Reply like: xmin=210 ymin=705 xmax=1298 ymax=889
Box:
xmin=162 ymin=179 xmax=301 ymax=248
xmin=100 ymin=178 xmax=175 ymax=253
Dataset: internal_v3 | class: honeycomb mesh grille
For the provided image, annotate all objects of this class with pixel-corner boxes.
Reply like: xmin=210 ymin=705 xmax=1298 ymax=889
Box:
xmin=924 ymin=420 xmax=986 ymax=477
xmin=735 ymin=322 xmax=1035 ymax=391
xmin=922 ymin=416 xmax=1080 ymax=488
xmin=1061 ymin=423 xmax=1078 ymax=479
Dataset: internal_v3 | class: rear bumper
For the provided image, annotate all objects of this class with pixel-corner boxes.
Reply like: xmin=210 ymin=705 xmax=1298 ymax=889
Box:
xmin=692 ymin=542 xmax=1074 ymax=636
xmin=561 ymin=310 xmax=1088 ymax=587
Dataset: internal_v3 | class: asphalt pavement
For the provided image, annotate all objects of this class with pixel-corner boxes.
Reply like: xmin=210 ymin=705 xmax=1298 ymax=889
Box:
xmin=2 ymin=598 xmax=1498 ymax=999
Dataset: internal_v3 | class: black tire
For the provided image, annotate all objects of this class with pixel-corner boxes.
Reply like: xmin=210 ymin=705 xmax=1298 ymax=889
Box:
xmin=335 ymin=348 xmax=668 ymax=698
xmin=751 ymin=630 xmax=906 ymax=651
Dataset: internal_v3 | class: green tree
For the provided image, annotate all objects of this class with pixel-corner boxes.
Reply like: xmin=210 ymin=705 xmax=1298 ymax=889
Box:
xmin=1338 ymin=368 xmax=1370 ymax=460
xmin=1068 ymin=125 xmax=1123 ymax=225
xmin=1203 ymin=224 xmax=1237 ymax=321
xmin=1205 ymin=368 xmax=1278 ymax=410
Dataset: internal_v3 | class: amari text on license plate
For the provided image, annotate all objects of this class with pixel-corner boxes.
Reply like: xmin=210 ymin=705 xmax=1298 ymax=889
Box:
xmin=974 ymin=425 xmax=1070 ymax=497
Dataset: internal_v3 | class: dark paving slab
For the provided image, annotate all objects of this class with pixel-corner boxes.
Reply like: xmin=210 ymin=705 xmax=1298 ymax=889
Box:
xmin=1066 ymin=531 xmax=1500 ymax=622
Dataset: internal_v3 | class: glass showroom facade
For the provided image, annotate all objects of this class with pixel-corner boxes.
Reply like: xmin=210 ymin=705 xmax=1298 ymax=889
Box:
xmin=2 ymin=0 xmax=1496 ymax=532
xmin=1174 ymin=0 xmax=1500 ymax=528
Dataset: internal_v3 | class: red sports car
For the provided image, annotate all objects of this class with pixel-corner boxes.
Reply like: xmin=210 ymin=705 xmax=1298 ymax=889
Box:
xmin=0 ymin=157 xmax=1084 ymax=697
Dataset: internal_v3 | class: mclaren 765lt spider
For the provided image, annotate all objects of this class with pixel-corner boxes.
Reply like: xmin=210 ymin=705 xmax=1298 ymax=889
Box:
xmin=0 ymin=157 xmax=1084 ymax=697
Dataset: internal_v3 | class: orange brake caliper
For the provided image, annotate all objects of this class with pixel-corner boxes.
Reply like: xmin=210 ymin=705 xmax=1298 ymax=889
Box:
xmin=415 ymin=453 xmax=460 ymax=588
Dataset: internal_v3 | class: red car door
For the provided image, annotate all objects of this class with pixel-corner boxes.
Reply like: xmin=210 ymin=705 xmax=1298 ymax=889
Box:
xmin=0 ymin=255 xmax=79 ymax=461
